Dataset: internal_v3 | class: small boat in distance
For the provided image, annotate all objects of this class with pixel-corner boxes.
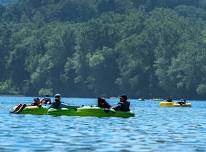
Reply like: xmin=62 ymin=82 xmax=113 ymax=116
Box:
xmin=138 ymin=98 xmax=145 ymax=101
xmin=160 ymin=101 xmax=192 ymax=107
xmin=153 ymin=98 xmax=163 ymax=101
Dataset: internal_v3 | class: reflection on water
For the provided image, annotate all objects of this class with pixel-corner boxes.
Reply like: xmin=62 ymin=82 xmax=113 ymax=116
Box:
xmin=0 ymin=97 xmax=206 ymax=152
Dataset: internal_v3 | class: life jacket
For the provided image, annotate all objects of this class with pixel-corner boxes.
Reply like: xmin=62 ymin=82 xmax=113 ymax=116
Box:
xmin=50 ymin=101 xmax=61 ymax=109
xmin=114 ymin=101 xmax=130 ymax=112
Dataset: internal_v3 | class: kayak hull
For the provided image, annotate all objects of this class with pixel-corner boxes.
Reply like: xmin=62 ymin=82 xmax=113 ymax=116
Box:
xmin=11 ymin=105 xmax=48 ymax=115
xmin=11 ymin=105 xmax=135 ymax=117
xmin=48 ymin=106 xmax=135 ymax=118
xmin=160 ymin=102 xmax=192 ymax=107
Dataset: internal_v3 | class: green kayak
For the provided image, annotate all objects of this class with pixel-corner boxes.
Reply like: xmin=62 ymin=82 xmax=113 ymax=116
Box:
xmin=11 ymin=105 xmax=135 ymax=118
xmin=11 ymin=105 xmax=48 ymax=115
xmin=48 ymin=106 xmax=135 ymax=118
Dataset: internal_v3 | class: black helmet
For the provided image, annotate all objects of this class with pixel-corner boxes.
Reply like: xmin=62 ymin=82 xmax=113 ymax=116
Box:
xmin=120 ymin=95 xmax=127 ymax=100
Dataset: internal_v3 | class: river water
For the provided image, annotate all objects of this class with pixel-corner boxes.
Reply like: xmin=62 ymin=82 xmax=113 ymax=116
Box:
xmin=0 ymin=97 xmax=206 ymax=152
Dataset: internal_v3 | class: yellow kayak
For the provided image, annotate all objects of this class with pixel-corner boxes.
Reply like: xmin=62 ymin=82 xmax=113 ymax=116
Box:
xmin=160 ymin=102 xmax=192 ymax=107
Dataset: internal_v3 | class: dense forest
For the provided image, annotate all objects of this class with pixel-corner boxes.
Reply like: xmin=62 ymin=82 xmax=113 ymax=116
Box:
xmin=1 ymin=0 xmax=206 ymax=99
xmin=0 ymin=0 xmax=15 ymax=5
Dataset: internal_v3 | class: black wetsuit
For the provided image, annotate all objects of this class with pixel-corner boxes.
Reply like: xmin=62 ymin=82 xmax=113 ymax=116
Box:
xmin=49 ymin=101 xmax=61 ymax=109
xmin=166 ymin=99 xmax=172 ymax=102
xmin=42 ymin=97 xmax=51 ymax=104
xmin=49 ymin=102 xmax=74 ymax=109
xmin=178 ymin=100 xmax=186 ymax=105
xmin=113 ymin=101 xmax=130 ymax=112
xmin=98 ymin=100 xmax=111 ymax=109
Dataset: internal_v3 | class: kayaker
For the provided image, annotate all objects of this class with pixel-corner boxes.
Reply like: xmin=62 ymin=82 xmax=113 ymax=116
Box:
xmin=41 ymin=95 xmax=51 ymax=105
xmin=183 ymin=99 xmax=186 ymax=104
xmin=49 ymin=94 xmax=77 ymax=109
xmin=178 ymin=99 xmax=186 ymax=105
xmin=11 ymin=97 xmax=42 ymax=113
xmin=113 ymin=95 xmax=130 ymax=112
xmin=166 ymin=96 xmax=173 ymax=102
xmin=30 ymin=97 xmax=42 ymax=107
xmin=49 ymin=94 xmax=62 ymax=109
xmin=97 ymin=97 xmax=111 ymax=109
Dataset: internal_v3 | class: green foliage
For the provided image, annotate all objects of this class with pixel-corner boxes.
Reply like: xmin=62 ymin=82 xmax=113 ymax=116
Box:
xmin=38 ymin=88 xmax=53 ymax=96
xmin=197 ymin=84 xmax=206 ymax=96
xmin=1 ymin=0 xmax=206 ymax=98
xmin=0 ymin=80 xmax=18 ymax=95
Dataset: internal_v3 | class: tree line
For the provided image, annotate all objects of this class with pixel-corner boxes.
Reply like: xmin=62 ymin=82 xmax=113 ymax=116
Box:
xmin=0 ymin=0 xmax=206 ymax=99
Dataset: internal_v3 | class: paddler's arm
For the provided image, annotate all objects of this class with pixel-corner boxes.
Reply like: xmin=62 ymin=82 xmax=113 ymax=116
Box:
xmin=113 ymin=102 xmax=122 ymax=111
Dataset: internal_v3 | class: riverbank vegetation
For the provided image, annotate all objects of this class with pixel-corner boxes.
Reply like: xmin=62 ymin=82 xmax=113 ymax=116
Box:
xmin=1 ymin=0 xmax=206 ymax=99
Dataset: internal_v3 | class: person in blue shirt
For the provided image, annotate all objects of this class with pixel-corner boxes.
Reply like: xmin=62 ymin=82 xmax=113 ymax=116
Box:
xmin=49 ymin=94 xmax=66 ymax=109
xmin=113 ymin=95 xmax=130 ymax=112
xmin=49 ymin=94 xmax=79 ymax=109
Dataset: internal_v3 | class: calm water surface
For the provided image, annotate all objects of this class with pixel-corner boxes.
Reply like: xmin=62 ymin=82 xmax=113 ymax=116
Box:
xmin=0 ymin=97 xmax=206 ymax=152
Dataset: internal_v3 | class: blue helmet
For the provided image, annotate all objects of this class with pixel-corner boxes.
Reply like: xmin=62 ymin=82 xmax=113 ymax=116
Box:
xmin=33 ymin=97 xmax=40 ymax=102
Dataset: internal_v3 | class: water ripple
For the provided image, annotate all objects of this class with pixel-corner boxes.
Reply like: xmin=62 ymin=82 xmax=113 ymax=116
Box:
xmin=0 ymin=98 xmax=206 ymax=151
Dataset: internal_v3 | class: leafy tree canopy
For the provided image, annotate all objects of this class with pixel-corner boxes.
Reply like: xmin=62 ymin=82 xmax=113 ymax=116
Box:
xmin=0 ymin=0 xmax=206 ymax=99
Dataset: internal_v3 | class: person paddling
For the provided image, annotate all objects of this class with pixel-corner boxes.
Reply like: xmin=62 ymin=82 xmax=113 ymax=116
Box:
xmin=11 ymin=97 xmax=42 ymax=113
xmin=113 ymin=95 xmax=130 ymax=112
xmin=49 ymin=94 xmax=79 ymax=109
xmin=178 ymin=99 xmax=187 ymax=105
xmin=166 ymin=96 xmax=173 ymax=102
xmin=49 ymin=94 xmax=62 ymax=109
xmin=31 ymin=98 xmax=42 ymax=107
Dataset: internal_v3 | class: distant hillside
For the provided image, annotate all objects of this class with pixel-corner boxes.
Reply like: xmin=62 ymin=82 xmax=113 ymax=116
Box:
xmin=0 ymin=0 xmax=206 ymax=99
